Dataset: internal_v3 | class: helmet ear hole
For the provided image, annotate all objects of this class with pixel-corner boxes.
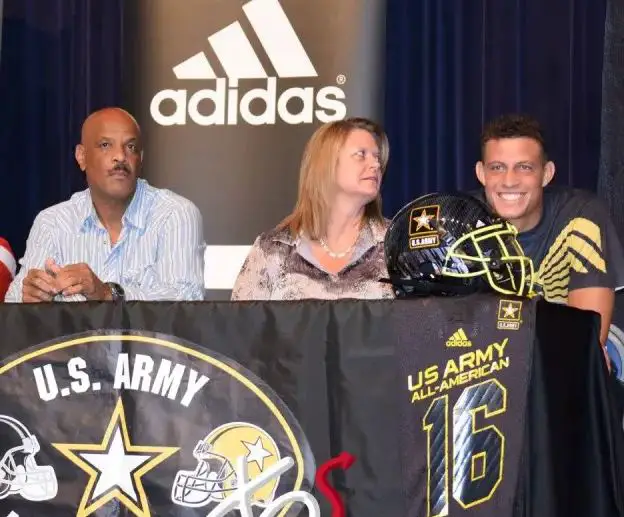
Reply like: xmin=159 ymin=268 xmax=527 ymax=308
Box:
xmin=489 ymin=256 xmax=502 ymax=269
xmin=419 ymin=261 xmax=438 ymax=276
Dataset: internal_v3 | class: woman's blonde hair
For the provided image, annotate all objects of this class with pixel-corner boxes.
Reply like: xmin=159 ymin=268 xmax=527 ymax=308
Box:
xmin=278 ymin=117 xmax=389 ymax=240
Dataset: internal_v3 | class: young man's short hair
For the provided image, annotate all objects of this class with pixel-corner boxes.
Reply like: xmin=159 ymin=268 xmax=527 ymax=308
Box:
xmin=481 ymin=114 xmax=548 ymax=163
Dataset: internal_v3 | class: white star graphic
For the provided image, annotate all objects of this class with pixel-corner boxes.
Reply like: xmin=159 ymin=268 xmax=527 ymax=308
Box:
xmin=79 ymin=426 xmax=153 ymax=503
xmin=414 ymin=209 xmax=434 ymax=231
xmin=242 ymin=437 xmax=272 ymax=470
xmin=53 ymin=398 xmax=179 ymax=517
xmin=503 ymin=303 xmax=518 ymax=318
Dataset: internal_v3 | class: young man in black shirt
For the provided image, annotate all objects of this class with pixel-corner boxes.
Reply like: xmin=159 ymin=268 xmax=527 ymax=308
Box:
xmin=474 ymin=114 xmax=624 ymax=350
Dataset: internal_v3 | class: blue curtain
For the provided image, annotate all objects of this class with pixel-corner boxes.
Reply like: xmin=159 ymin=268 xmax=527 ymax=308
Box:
xmin=598 ymin=0 xmax=624 ymax=245
xmin=0 ymin=0 xmax=123 ymax=259
xmin=382 ymin=0 xmax=608 ymax=216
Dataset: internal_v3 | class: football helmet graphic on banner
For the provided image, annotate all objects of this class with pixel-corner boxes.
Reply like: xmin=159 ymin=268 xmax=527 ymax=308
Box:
xmin=384 ymin=192 xmax=535 ymax=297
xmin=0 ymin=414 xmax=58 ymax=501
xmin=172 ymin=422 xmax=281 ymax=508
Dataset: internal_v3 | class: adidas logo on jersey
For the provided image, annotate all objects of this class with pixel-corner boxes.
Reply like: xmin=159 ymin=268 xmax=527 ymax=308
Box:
xmin=446 ymin=328 xmax=472 ymax=347
xmin=151 ymin=0 xmax=347 ymax=126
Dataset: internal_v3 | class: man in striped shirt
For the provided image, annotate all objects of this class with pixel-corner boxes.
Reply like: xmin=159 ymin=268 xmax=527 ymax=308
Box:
xmin=6 ymin=107 xmax=205 ymax=303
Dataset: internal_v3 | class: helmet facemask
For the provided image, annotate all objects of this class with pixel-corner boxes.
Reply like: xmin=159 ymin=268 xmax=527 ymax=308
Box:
xmin=444 ymin=222 xmax=535 ymax=297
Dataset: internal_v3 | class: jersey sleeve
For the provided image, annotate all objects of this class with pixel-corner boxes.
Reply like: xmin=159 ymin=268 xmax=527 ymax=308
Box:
xmin=566 ymin=197 xmax=624 ymax=291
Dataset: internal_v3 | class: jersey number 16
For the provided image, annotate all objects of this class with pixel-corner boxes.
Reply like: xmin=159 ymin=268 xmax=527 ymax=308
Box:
xmin=422 ymin=378 xmax=507 ymax=516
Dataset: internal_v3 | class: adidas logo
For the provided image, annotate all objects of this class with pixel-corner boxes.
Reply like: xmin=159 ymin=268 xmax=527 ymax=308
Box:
xmin=446 ymin=328 xmax=472 ymax=347
xmin=151 ymin=0 xmax=347 ymax=126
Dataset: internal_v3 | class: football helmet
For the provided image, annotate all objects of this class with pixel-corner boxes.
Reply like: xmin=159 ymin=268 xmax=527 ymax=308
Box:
xmin=384 ymin=192 xmax=535 ymax=297
xmin=0 ymin=415 xmax=58 ymax=501
xmin=172 ymin=422 xmax=280 ymax=508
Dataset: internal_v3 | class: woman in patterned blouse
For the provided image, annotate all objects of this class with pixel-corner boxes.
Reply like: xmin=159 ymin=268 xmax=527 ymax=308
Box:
xmin=231 ymin=117 xmax=395 ymax=301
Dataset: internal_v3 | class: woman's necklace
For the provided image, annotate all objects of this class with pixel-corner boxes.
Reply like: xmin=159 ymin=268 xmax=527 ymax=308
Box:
xmin=318 ymin=236 xmax=358 ymax=259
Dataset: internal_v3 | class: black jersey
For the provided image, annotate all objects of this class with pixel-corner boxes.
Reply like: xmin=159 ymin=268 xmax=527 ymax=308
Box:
xmin=394 ymin=294 xmax=534 ymax=516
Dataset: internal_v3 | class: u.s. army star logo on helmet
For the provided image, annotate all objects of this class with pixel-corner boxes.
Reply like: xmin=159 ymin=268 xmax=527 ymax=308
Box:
xmin=408 ymin=205 xmax=440 ymax=249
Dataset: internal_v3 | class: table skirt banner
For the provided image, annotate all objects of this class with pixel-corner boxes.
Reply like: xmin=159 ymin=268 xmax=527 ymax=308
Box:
xmin=0 ymin=296 xmax=622 ymax=516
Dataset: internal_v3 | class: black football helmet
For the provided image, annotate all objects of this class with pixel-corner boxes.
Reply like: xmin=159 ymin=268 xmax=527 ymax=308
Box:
xmin=384 ymin=192 xmax=535 ymax=297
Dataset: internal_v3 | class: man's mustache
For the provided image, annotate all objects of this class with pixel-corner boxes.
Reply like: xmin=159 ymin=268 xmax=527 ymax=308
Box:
xmin=111 ymin=163 xmax=131 ymax=173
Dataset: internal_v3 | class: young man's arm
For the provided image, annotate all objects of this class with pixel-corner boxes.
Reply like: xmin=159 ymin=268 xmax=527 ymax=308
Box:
xmin=568 ymin=287 xmax=614 ymax=347
xmin=565 ymin=199 xmax=624 ymax=354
